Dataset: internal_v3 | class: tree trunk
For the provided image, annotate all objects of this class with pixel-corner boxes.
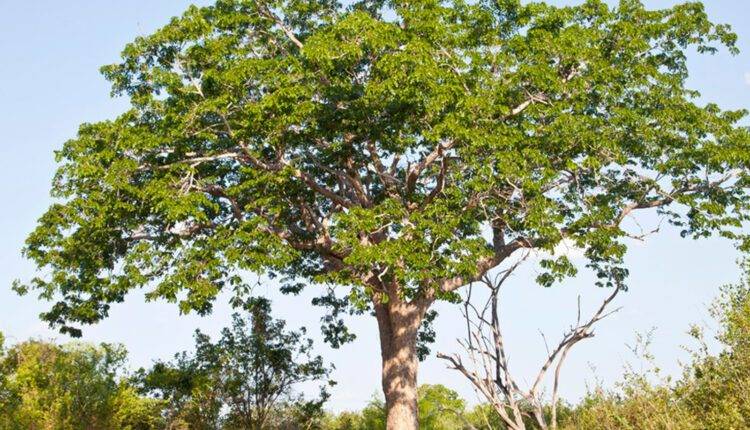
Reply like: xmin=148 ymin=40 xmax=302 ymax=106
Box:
xmin=375 ymin=300 xmax=426 ymax=430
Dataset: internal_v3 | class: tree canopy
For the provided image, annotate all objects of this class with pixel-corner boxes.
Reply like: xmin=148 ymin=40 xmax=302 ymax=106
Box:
xmin=19 ymin=0 xmax=749 ymax=335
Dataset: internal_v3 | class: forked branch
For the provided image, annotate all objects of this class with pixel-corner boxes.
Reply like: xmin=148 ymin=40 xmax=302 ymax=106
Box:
xmin=438 ymin=262 xmax=622 ymax=430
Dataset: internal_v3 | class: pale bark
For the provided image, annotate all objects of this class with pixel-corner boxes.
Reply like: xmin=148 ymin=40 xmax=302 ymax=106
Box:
xmin=375 ymin=300 xmax=427 ymax=430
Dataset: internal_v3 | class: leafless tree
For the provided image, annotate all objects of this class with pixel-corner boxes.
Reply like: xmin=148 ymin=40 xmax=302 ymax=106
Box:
xmin=438 ymin=257 xmax=622 ymax=430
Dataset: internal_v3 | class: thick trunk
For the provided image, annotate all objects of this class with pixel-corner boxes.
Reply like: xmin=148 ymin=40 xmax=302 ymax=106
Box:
xmin=375 ymin=301 xmax=425 ymax=430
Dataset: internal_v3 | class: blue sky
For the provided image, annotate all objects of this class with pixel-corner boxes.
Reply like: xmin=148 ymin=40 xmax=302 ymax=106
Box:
xmin=1 ymin=0 xmax=749 ymax=412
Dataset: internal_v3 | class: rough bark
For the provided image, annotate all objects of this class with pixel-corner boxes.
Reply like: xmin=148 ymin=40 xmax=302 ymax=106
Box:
xmin=375 ymin=300 xmax=427 ymax=430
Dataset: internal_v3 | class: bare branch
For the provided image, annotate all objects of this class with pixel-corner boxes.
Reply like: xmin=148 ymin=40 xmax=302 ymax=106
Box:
xmin=257 ymin=3 xmax=304 ymax=49
xmin=439 ymin=266 xmax=622 ymax=430
xmin=405 ymin=140 xmax=455 ymax=194
xmin=138 ymin=151 xmax=245 ymax=171
xmin=421 ymin=156 xmax=447 ymax=208
xmin=286 ymin=164 xmax=354 ymax=208
xmin=505 ymin=92 xmax=550 ymax=118
xmin=367 ymin=140 xmax=403 ymax=200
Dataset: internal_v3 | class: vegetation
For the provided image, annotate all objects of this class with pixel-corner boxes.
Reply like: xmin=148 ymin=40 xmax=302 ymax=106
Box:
xmin=5 ymin=275 xmax=750 ymax=429
xmin=564 ymin=278 xmax=750 ymax=430
xmin=327 ymin=275 xmax=750 ymax=429
xmin=18 ymin=0 xmax=750 ymax=426
xmin=0 ymin=335 xmax=163 ymax=430
xmin=136 ymin=298 xmax=332 ymax=430
xmin=438 ymin=264 xmax=620 ymax=430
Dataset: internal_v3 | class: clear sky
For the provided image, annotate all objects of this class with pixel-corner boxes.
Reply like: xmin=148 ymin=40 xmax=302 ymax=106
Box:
xmin=1 ymin=0 xmax=749 ymax=413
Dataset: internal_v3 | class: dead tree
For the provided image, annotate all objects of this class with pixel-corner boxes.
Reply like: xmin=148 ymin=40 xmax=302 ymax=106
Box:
xmin=438 ymin=258 xmax=622 ymax=430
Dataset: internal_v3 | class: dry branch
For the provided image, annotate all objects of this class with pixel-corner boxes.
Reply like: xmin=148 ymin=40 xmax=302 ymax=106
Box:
xmin=438 ymin=260 xmax=622 ymax=430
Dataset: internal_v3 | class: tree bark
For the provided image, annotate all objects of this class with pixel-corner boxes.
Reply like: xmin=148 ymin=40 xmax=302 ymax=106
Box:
xmin=375 ymin=300 xmax=426 ymax=430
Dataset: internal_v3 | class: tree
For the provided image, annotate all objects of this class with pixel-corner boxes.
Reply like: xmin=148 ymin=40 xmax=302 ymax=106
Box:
xmin=0 ymin=337 xmax=163 ymax=430
xmin=416 ymin=384 xmax=469 ymax=430
xmin=137 ymin=298 xmax=332 ymax=430
xmin=18 ymin=0 xmax=750 ymax=427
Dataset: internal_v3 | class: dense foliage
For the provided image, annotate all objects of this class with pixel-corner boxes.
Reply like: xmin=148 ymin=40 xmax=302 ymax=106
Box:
xmin=0 ymin=299 xmax=330 ymax=430
xmin=20 ymin=0 xmax=749 ymax=342
xmin=0 ymin=337 xmax=162 ymax=430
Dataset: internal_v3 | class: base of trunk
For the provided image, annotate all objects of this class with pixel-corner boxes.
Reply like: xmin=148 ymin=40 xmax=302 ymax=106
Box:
xmin=385 ymin=397 xmax=419 ymax=430
xmin=375 ymin=301 xmax=426 ymax=430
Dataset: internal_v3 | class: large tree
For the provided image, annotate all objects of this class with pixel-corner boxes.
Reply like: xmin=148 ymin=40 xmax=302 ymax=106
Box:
xmin=18 ymin=0 xmax=750 ymax=428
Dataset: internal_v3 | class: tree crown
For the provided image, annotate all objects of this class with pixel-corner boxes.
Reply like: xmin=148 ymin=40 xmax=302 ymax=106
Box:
xmin=20 ymin=0 xmax=750 ymax=335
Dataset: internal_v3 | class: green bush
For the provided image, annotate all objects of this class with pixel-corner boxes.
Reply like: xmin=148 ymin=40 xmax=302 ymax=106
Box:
xmin=0 ymin=338 xmax=163 ymax=430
